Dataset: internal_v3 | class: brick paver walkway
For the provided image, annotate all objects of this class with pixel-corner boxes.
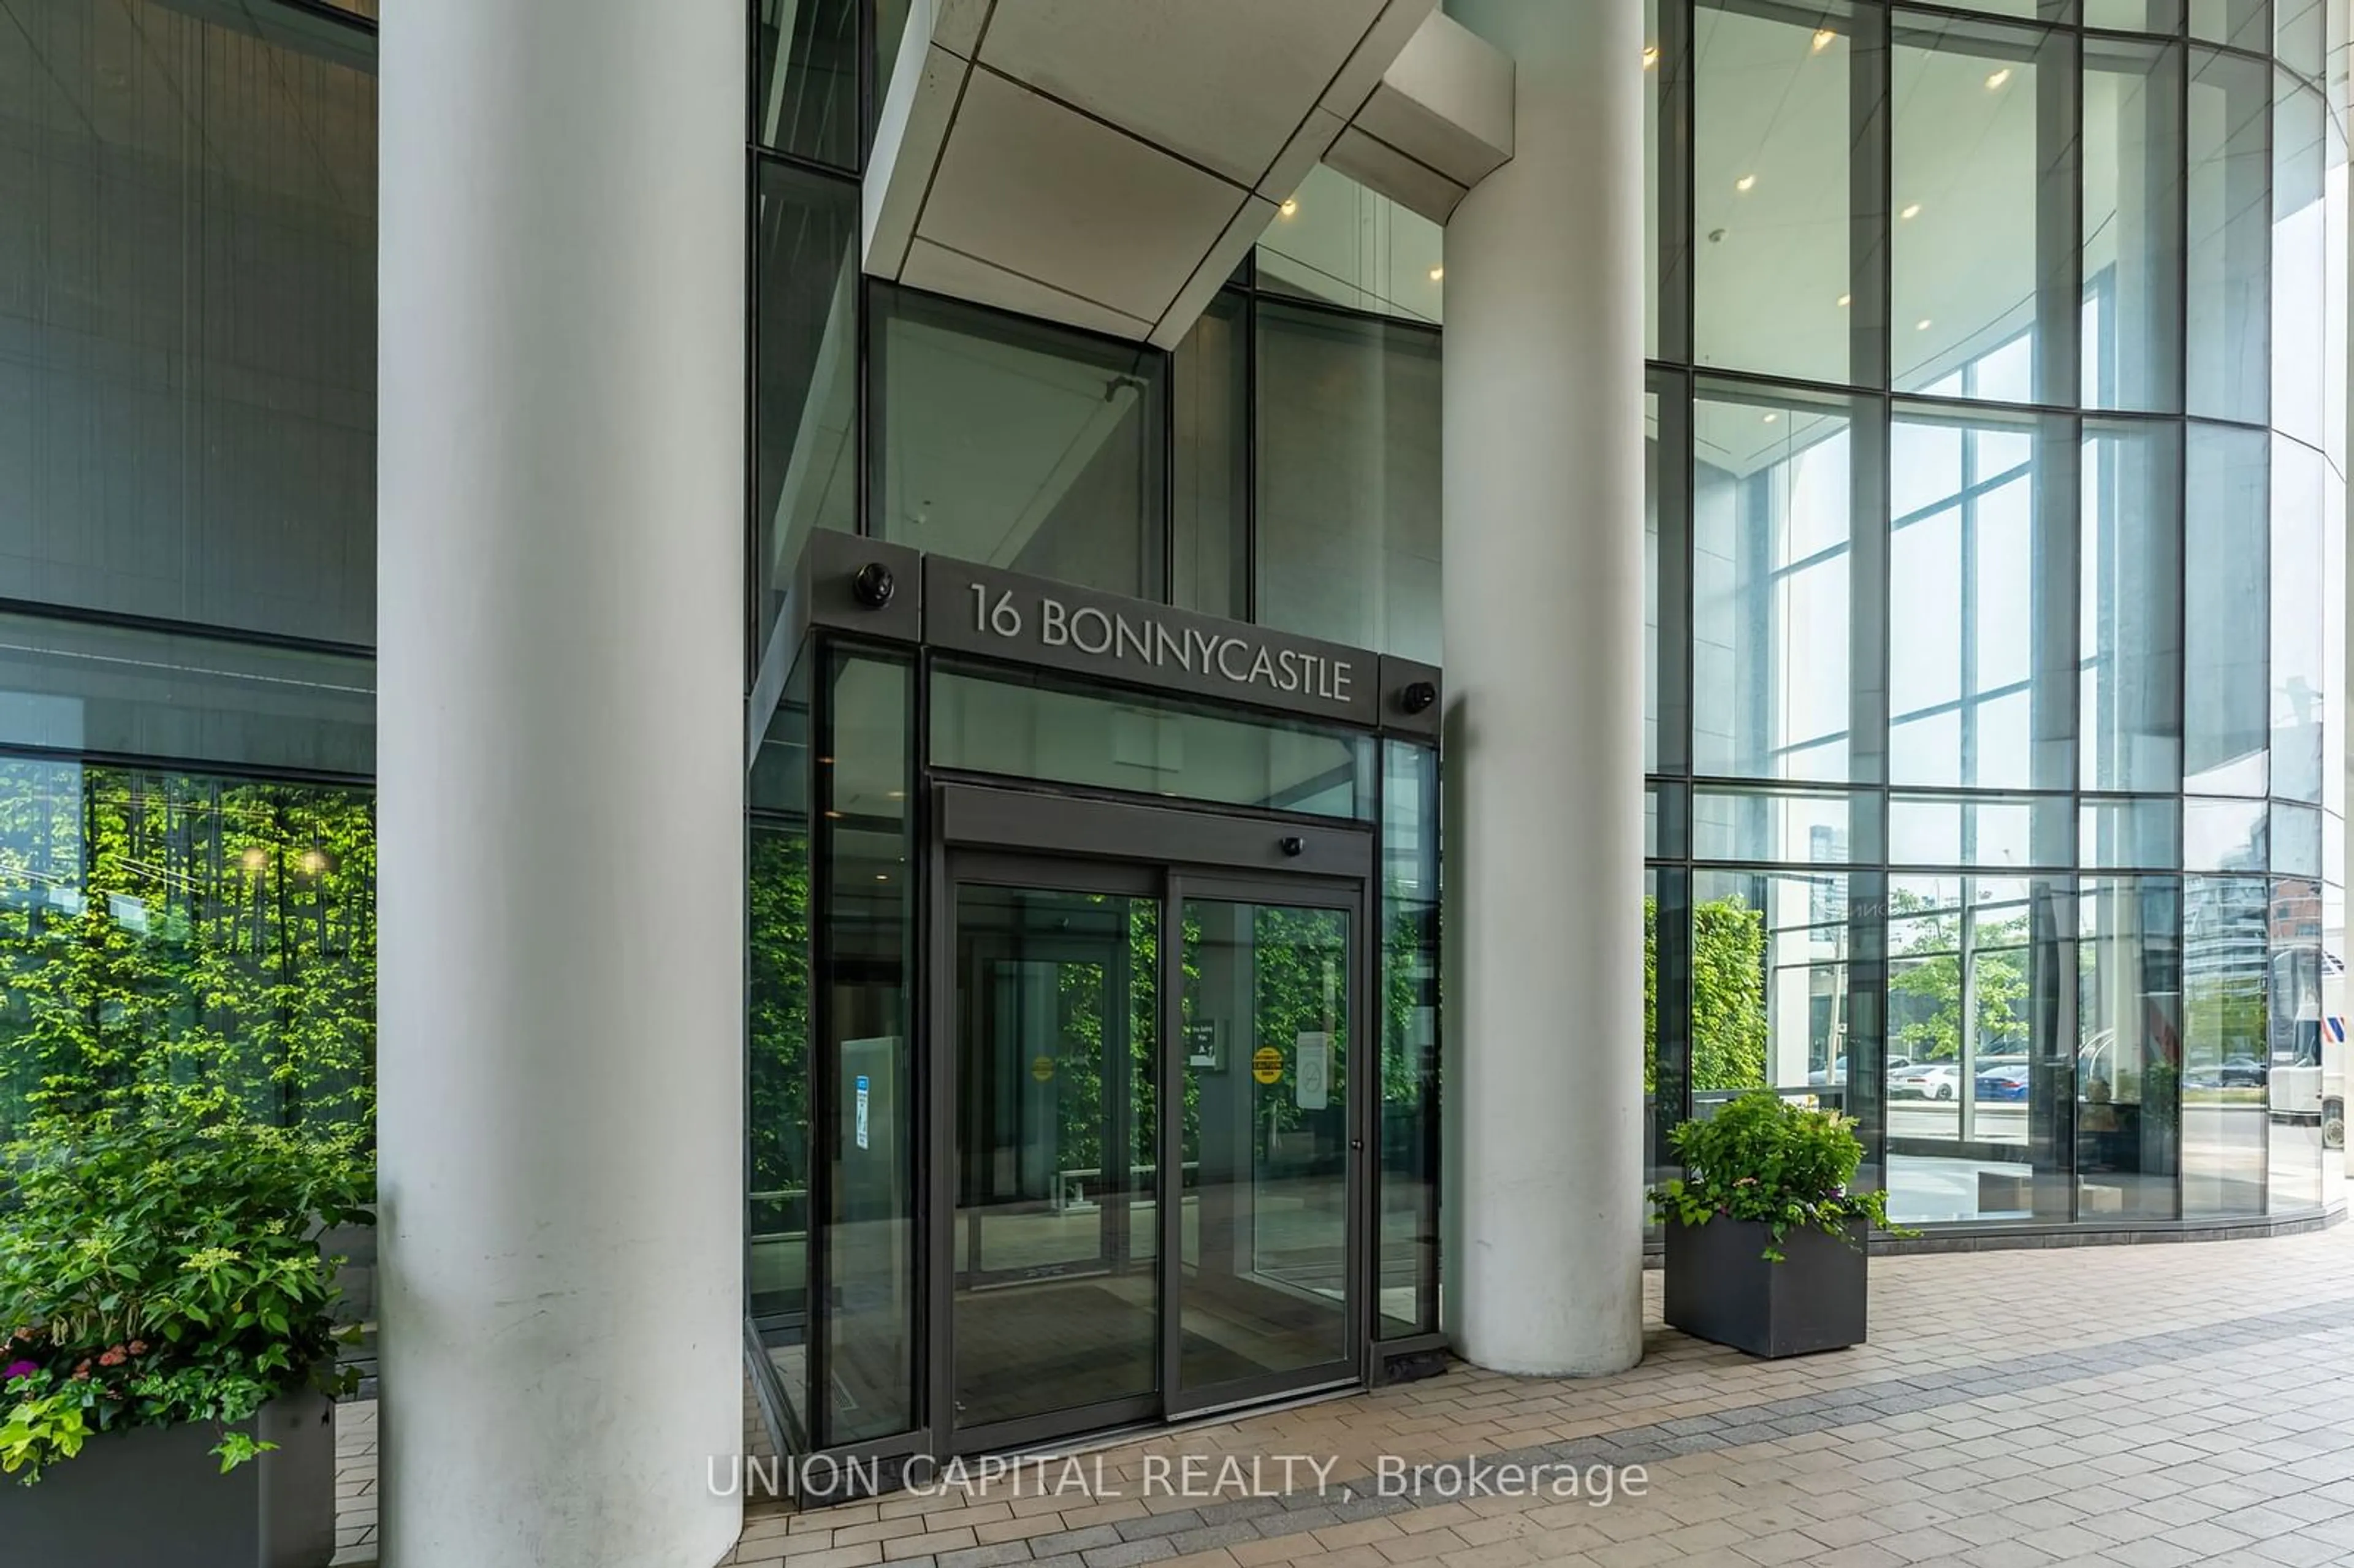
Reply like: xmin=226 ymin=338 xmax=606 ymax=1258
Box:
xmin=339 ymin=1222 xmax=2354 ymax=1567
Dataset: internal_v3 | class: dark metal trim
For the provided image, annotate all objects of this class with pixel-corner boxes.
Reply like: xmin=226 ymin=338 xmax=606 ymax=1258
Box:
xmin=0 ymin=598 xmax=375 ymax=663
xmin=936 ymin=782 xmax=1376 ymax=881
xmin=0 ymin=742 xmax=373 ymax=791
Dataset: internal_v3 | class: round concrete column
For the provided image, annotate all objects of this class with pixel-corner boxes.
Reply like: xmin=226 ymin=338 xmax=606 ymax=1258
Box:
xmin=1439 ymin=0 xmax=1647 ymax=1376
xmin=375 ymin=2 xmax=745 ymax=1563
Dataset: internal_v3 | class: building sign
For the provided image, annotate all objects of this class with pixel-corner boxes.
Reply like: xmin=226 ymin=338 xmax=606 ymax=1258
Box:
xmin=923 ymin=557 xmax=1382 ymax=726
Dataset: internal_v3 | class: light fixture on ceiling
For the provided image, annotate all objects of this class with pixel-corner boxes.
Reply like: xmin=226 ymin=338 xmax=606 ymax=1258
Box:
xmin=1985 ymin=67 xmax=2011 ymax=90
xmin=1900 ymin=202 xmax=1922 ymax=220
xmin=1428 ymin=265 xmax=1444 ymax=282
xmin=1837 ymin=292 xmax=1852 ymax=308
xmin=1812 ymin=27 xmax=1836 ymax=51
xmin=1279 ymin=197 xmax=1298 ymax=217
xmin=1916 ymin=318 xmax=1933 ymax=331
xmin=825 ymin=809 xmax=844 ymax=820
xmin=1762 ymin=412 xmax=1780 ymax=424
xmin=1735 ymin=174 xmax=1756 ymax=192
xmin=241 ymin=846 xmax=269 ymax=873
xmin=1642 ymin=44 xmax=1660 ymax=69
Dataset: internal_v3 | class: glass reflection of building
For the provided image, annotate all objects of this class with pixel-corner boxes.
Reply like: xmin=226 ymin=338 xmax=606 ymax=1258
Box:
xmin=1645 ymin=0 xmax=2347 ymax=1233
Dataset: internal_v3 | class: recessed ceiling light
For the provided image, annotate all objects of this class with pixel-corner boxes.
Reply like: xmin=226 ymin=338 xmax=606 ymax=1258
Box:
xmin=1762 ymin=413 xmax=1780 ymax=424
xmin=1735 ymin=174 xmax=1756 ymax=192
xmin=1837 ymin=293 xmax=1852 ymax=308
xmin=1812 ymin=28 xmax=1836 ymax=51
xmin=1279 ymin=197 xmax=1298 ymax=217
xmin=1916 ymin=318 xmax=1933 ymax=331
xmin=1900 ymin=202 xmax=1922 ymax=220
xmin=1642 ymin=44 xmax=1660 ymax=69
xmin=1428 ymin=265 xmax=1444 ymax=282
xmin=1985 ymin=67 xmax=2011 ymax=90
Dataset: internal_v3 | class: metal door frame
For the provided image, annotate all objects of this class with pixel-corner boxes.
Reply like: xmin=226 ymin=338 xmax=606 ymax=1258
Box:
xmin=926 ymin=783 xmax=1377 ymax=1457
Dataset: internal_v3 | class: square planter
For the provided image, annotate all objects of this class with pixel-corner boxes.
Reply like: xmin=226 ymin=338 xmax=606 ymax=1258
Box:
xmin=1 ymin=1390 xmax=336 ymax=1568
xmin=1664 ymin=1215 xmax=1867 ymax=1358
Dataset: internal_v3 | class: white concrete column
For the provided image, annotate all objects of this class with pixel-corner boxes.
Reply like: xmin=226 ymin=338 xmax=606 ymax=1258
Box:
xmin=375 ymin=2 xmax=745 ymax=1564
xmin=1439 ymin=0 xmax=1646 ymax=1376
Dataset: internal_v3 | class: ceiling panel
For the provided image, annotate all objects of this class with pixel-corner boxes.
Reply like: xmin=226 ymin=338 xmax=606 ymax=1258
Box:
xmin=976 ymin=0 xmax=1387 ymax=186
xmin=920 ymin=68 xmax=1246 ymax=325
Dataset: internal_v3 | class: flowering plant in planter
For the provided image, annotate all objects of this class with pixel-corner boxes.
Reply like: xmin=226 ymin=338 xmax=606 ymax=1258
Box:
xmin=1651 ymin=1090 xmax=1904 ymax=1260
xmin=0 ymin=1116 xmax=370 ymax=1483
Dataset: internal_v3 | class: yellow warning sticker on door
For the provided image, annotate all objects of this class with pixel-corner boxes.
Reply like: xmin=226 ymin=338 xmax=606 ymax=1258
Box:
xmin=1031 ymin=1054 xmax=1055 ymax=1083
xmin=1251 ymin=1046 xmax=1283 ymax=1084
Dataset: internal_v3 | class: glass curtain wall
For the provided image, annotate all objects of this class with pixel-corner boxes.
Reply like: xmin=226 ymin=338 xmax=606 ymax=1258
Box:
xmin=744 ymin=11 xmax=1449 ymax=1453
xmin=1647 ymin=0 xmax=2346 ymax=1228
xmin=0 ymin=0 xmax=381 ymax=1239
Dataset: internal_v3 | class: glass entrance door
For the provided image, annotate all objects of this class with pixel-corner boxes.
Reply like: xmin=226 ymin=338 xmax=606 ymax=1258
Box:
xmin=1168 ymin=889 xmax=1356 ymax=1414
xmin=948 ymin=867 xmax=1161 ymax=1442
xmin=944 ymin=857 xmax=1362 ymax=1448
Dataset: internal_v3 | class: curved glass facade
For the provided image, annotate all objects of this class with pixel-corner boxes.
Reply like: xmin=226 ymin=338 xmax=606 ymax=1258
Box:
xmin=1644 ymin=0 xmax=2348 ymax=1228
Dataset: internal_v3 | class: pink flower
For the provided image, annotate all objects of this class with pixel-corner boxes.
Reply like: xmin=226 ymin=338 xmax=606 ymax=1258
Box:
xmin=2 ymin=1359 xmax=36 ymax=1385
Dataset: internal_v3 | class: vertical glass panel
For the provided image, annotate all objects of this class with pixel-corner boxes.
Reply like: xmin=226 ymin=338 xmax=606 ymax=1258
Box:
xmin=1648 ymin=378 xmax=1693 ymax=774
xmin=2190 ymin=0 xmax=2271 ymax=50
xmin=1178 ymin=899 xmax=1352 ymax=1388
xmin=1646 ymin=0 xmax=1663 ymax=360
xmin=1379 ymin=743 xmax=1439 ymax=1338
xmin=2185 ymin=795 xmax=2271 ymax=869
xmin=1692 ymin=386 xmax=1863 ymax=782
xmin=2081 ymin=421 xmax=2184 ymax=790
xmin=2081 ymin=797 xmax=2183 ymax=868
xmin=2275 ymin=0 xmax=2325 ymax=79
xmin=2271 ymin=436 xmax=2326 ymax=801
xmin=1884 ymin=875 xmax=2071 ymax=1225
xmin=2084 ymin=39 xmax=2185 ymax=411
xmin=1689 ymin=869 xmax=1854 ymax=1103
xmin=1646 ymin=867 xmax=1691 ymax=1246
xmin=2268 ymin=878 xmax=2325 ymax=1210
xmin=820 ymin=653 xmax=916 ymax=1444
xmin=749 ymin=669 xmax=814 ymax=1433
xmin=874 ymin=284 xmax=1166 ymax=602
xmin=753 ymin=164 xmax=861 ymax=655
xmin=1891 ymin=16 xmax=2073 ymax=402
xmin=2078 ymin=877 xmax=2182 ymax=1220
xmin=1255 ymin=167 xmax=1444 ymax=325
xmin=2272 ymin=78 xmax=2328 ymax=451
xmin=1693 ymin=0 xmax=1864 ymax=384
xmin=0 ymin=0 xmax=378 ymax=645
xmin=1889 ymin=405 xmax=2074 ymax=792
xmin=929 ymin=668 xmax=1376 ymax=821
xmin=753 ymin=0 xmax=860 ymax=169
xmin=2182 ymin=875 xmax=2271 ymax=1215
xmin=2273 ymin=802 xmax=2324 ymax=875
xmin=1171 ymin=292 xmax=1249 ymax=620
xmin=0 ymin=760 xmax=376 ymax=1148
xmin=2184 ymin=423 xmax=2271 ymax=793
xmin=950 ymin=883 xmax=1159 ymax=1428
xmin=2187 ymin=50 xmax=2272 ymax=424
xmin=1255 ymin=303 xmax=1441 ymax=661
xmin=2086 ymin=0 xmax=2186 ymax=27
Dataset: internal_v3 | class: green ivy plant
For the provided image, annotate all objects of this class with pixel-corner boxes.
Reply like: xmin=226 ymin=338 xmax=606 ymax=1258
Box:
xmin=1651 ymin=1090 xmax=1906 ymax=1260
xmin=0 ymin=1116 xmax=369 ymax=1484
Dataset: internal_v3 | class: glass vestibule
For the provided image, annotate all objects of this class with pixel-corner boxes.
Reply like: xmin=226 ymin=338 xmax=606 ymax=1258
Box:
xmin=747 ymin=579 xmax=1441 ymax=1480
xmin=940 ymin=843 xmax=1365 ymax=1453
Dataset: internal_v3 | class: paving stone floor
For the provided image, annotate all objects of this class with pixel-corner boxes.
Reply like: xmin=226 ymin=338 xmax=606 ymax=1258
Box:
xmin=341 ymin=1222 xmax=2354 ymax=1567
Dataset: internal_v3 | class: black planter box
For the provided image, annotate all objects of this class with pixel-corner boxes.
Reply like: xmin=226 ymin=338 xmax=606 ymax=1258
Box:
xmin=1 ymin=1390 xmax=335 ymax=1568
xmin=1664 ymin=1215 xmax=1867 ymax=1358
